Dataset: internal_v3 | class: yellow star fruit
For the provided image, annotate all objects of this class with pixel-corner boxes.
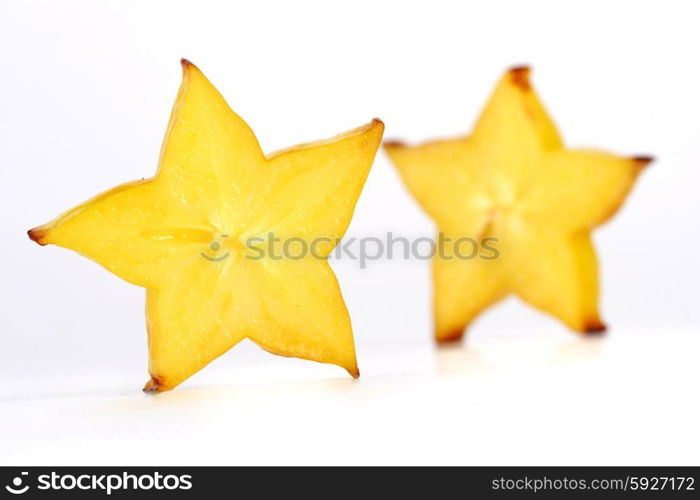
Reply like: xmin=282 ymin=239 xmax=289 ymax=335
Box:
xmin=29 ymin=60 xmax=384 ymax=392
xmin=385 ymin=66 xmax=650 ymax=342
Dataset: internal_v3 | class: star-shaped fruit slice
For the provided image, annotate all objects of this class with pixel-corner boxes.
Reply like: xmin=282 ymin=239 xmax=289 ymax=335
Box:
xmin=29 ymin=59 xmax=384 ymax=392
xmin=384 ymin=66 xmax=650 ymax=342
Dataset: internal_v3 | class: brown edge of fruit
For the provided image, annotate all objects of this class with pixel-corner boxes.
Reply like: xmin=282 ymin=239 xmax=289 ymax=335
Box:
xmin=383 ymin=140 xmax=406 ymax=150
xmin=143 ymin=376 xmax=164 ymax=394
xmin=436 ymin=329 xmax=465 ymax=345
xmin=27 ymin=227 xmax=48 ymax=246
xmin=253 ymin=339 xmax=360 ymax=379
xmin=631 ymin=155 xmax=654 ymax=172
xmin=582 ymin=320 xmax=607 ymax=336
xmin=265 ymin=118 xmax=383 ymax=161
xmin=508 ymin=65 xmax=532 ymax=90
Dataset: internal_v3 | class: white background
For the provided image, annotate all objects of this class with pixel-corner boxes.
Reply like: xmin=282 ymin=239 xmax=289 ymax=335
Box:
xmin=1 ymin=0 xmax=698 ymax=465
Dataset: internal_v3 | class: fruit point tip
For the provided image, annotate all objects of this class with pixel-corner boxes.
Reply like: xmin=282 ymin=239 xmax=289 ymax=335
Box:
xmin=632 ymin=155 xmax=655 ymax=169
xmin=508 ymin=65 xmax=532 ymax=89
xmin=436 ymin=329 xmax=465 ymax=345
xmin=583 ymin=321 xmax=607 ymax=336
xmin=383 ymin=140 xmax=405 ymax=150
xmin=143 ymin=376 xmax=163 ymax=394
xmin=27 ymin=227 xmax=47 ymax=245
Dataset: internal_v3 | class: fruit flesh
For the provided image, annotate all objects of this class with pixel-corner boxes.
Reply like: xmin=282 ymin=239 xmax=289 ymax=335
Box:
xmin=29 ymin=60 xmax=383 ymax=391
xmin=385 ymin=67 xmax=649 ymax=341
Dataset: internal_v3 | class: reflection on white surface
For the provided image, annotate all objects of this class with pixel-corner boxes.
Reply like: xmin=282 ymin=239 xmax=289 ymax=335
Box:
xmin=1 ymin=329 xmax=698 ymax=465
